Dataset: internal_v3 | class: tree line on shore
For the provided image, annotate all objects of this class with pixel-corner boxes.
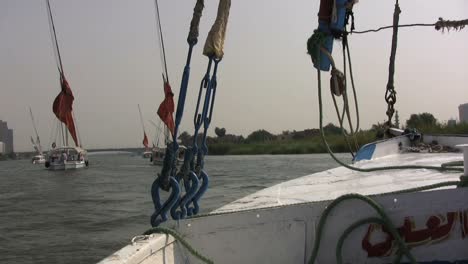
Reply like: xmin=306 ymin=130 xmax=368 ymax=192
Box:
xmin=177 ymin=112 xmax=468 ymax=155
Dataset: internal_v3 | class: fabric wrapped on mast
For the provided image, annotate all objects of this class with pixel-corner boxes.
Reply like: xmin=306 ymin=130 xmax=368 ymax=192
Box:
xmin=187 ymin=0 xmax=204 ymax=45
xmin=203 ymin=0 xmax=231 ymax=59
xmin=52 ymin=74 xmax=79 ymax=146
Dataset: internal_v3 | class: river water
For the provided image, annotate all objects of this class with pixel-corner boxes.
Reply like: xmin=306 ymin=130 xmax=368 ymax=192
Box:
xmin=0 ymin=153 xmax=349 ymax=264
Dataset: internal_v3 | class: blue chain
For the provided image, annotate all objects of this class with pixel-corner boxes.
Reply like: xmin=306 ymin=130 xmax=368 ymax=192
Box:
xmin=171 ymin=57 xmax=213 ymax=218
xmin=150 ymin=43 xmax=196 ymax=227
xmin=186 ymin=57 xmax=221 ymax=216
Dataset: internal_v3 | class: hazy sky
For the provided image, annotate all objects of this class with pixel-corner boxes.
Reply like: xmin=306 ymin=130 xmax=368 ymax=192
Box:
xmin=1 ymin=0 xmax=467 ymax=152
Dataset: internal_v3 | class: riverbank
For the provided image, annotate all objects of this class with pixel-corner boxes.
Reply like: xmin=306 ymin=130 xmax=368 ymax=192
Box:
xmin=208 ymin=132 xmax=376 ymax=155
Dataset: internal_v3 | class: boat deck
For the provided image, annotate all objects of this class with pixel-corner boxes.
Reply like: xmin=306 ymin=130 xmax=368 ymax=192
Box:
xmin=215 ymin=152 xmax=464 ymax=213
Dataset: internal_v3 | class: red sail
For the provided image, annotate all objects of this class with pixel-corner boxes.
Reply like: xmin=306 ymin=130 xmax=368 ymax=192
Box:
xmin=143 ymin=132 xmax=149 ymax=149
xmin=157 ymin=81 xmax=175 ymax=135
xmin=52 ymin=74 xmax=78 ymax=146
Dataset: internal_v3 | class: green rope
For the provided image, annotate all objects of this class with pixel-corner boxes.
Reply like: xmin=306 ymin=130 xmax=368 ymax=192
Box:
xmin=143 ymin=226 xmax=214 ymax=264
xmin=308 ymin=193 xmax=416 ymax=264
xmin=307 ymin=30 xmax=328 ymax=65
xmin=314 ymin=50 xmax=463 ymax=173
xmin=314 ymin=179 xmax=467 ymax=263
xmin=336 ymin=217 xmax=400 ymax=264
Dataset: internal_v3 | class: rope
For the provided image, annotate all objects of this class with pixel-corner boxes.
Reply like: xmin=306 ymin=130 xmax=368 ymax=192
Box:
xmin=336 ymin=217 xmax=404 ymax=264
xmin=344 ymin=39 xmax=360 ymax=136
xmin=308 ymin=193 xmax=415 ymax=264
xmin=187 ymin=0 xmax=205 ymax=45
xmin=351 ymin=18 xmax=468 ymax=34
xmin=435 ymin=18 xmax=468 ymax=32
xmin=352 ymin=23 xmax=435 ymax=34
xmin=137 ymin=104 xmax=147 ymax=137
xmin=314 ymin=47 xmax=463 ymax=173
xmin=312 ymin=177 xmax=468 ymax=263
xmin=72 ymin=111 xmax=82 ymax=147
xmin=143 ymin=226 xmax=214 ymax=264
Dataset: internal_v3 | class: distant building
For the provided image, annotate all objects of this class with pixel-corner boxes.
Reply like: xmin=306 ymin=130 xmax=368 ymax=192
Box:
xmin=460 ymin=103 xmax=468 ymax=124
xmin=0 ymin=120 xmax=14 ymax=154
xmin=447 ymin=119 xmax=457 ymax=126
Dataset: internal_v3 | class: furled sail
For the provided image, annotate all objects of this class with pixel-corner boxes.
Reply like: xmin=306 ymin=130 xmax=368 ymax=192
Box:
xmin=187 ymin=0 xmax=204 ymax=44
xmin=202 ymin=0 xmax=231 ymax=59
xmin=52 ymin=74 xmax=78 ymax=146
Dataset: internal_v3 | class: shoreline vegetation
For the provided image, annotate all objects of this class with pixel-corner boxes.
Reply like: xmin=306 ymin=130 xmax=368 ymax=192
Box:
xmin=4 ymin=113 xmax=468 ymax=160
xmin=190 ymin=113 xmax=468 ymax=155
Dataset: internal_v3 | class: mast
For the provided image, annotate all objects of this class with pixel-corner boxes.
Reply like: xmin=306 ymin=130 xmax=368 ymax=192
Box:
xmin=29 ymin=107 xmax=43 ymax=154
xmin=46 ymin=0 xmax=80 ymax=147
xmin=154 ymin=0 xmax=169 ymax=83
xmin=153 ymin=0 xmax=174 ymax=147
xmin=138 ymin=104 xmax=146 ymax=135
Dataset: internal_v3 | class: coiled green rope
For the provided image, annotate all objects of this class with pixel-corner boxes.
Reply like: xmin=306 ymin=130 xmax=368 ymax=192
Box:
xmin=143 ymin=226 xmax=214 ymax=264
xmin=311 ymin=177 xmax=467 ymax=263
xmin=314 ymin=50 xmax=463 ymax=173
xmin=308 ymin=193 xmax=416 ymax=264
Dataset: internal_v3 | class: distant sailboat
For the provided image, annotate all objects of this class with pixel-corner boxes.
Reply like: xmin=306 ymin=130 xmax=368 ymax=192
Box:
xmin=139 ymin=104 xmax=153 ymax=159
xmin=29 ymin=107 xmax=46 ymax=164
xmin=44 ymin=0 xmax=88 ymax=170
xmin=150 ymin=0 xmax=185 ymax=166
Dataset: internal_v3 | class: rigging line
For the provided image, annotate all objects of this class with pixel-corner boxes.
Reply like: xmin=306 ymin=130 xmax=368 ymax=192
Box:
xmin=149 ymin=119 xmax=164 ymax=144
xmin=154 ymin=0 xmax=169 ymax=82
xmin=47 ymin=118 xmax=55 ymax=151
xmin=29 ymin=107 xmax=43 ymax=153
xmin=54 ymin=120 xmax=60 ymax=147
xmin=138 ymin=104 xmax=147 ymax=135
xmin=45 ymin=0 xmax=64 ymax=74
xmin=72 ymin=112 xmax=82 ymax=147
xmin=351 ymin=23 xmax=435 ymax=34
xmin=29 ymin=107 xmax=40 ymax=142
xmin=60 ymin=122 xmax=66 ymax=146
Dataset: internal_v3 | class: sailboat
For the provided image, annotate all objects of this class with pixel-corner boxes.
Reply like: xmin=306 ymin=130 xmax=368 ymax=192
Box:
xmin=29 ymin=107 xmax=46 ymax=164
xmin=151 ymin=118 xmax=186 ymax=166
xmin=139 ymin=104 xmax=153 ymax=159
xmin=150 ymin=0 xmax=185 ymax=166
xmin=99 ymin=0 xmax=468 ymax=263
xmin=44 ymin=0 xmax=88 ymax=171
xmin=150 ymin=119 xmax=167 ymax=166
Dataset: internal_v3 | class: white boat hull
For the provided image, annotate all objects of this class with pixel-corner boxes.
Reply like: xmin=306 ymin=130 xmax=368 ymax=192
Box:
xmin=32 ymin=158 xmax=46 ymax=164
xmin=48 ymin=160 xmax=87 ymax=170
xmin=99 ymin=187 xmax=468 ymax=264
xmin=142 ymin=151 xmax=152 ymax=159
xmin=99 ymin=134 xmax=468 ymax=263
xmin=46 ymin=146 xmax=88 ymax=170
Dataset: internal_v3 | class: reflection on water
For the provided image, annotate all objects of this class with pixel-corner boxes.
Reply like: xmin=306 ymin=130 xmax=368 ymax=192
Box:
xmin=0 ymin=153 xmax=350 ymax=263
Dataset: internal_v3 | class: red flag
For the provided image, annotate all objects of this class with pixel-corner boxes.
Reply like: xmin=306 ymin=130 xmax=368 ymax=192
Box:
xmin=52 ymin=74 xmax=78 ymax=146
xmin=157 ymin=81 xmax=175 ymax=135
xmin=143 ymin=132 xmax=149 ymax=148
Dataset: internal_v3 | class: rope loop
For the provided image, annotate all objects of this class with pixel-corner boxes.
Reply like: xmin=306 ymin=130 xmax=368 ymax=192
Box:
xmin=143 ymin=226 xmax=214 ymax=264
